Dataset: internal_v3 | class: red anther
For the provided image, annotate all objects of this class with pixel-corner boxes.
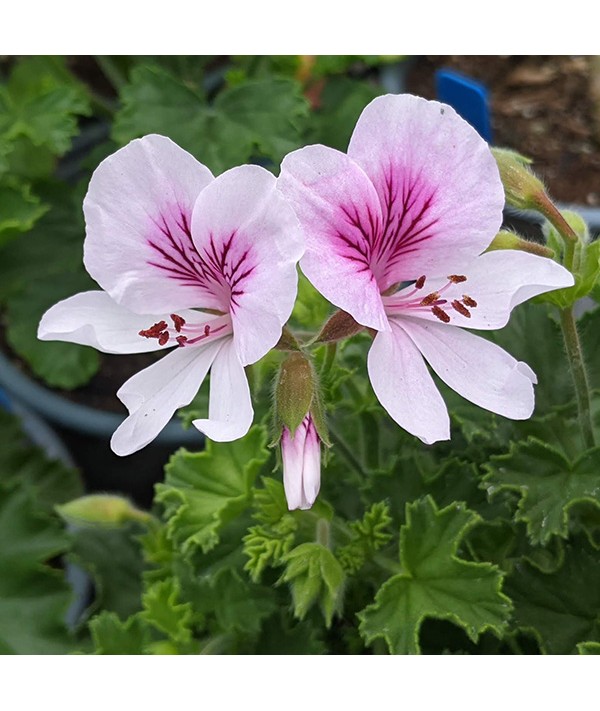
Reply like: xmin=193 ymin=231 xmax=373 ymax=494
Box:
xmin=176 ymin=335 xmax=188 ymax=347
xmin=158 ymin=331 xmax=169 ymax=346
xmin=415 ymin=275 xmax=426 ymax=290
xmin=139 ymin=320 xmax=168 ymax=339
xmin=462 ymin=295 xmax=478 ymax=308
xmin=171 ymin=313 xmax=186 ymax=333
xmin=204 ymin=324 xmax=211 ymax=336
xmin=420 ymin=291 xmax=440 ymax=307
xmin=448 ymin=274 xmax=467 ymax=283
xmin=431 ymin=305 xmax=451 ymax=323
xmin=452 ymin=299 xmax=471 ymax=318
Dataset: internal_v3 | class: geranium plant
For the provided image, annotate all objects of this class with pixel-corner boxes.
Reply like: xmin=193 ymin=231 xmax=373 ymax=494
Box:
xmin=2 ymin=55 xmax=600 ymax=656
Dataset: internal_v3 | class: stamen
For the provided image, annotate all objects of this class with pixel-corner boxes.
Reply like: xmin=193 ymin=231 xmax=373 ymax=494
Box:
xmin=415 ymin=275 xmax=426 ymax=290
xmin=176 ymin=335 xmax=188 ymax=347
xmin=462 ymin=295 xmax=477 ymax=308
xmin=204 ymin=325 xmax=211 ymax=337
xmin=420 ymin=291 xmax=440 ymax=306
xmin=452 ymin=300 xmax=471 ymax=318
xmin=171 ymin=313 xmax=186 ymax=333
xmin=448 ymin=274 xmax=467 ymax=283
xmin=432 ymin=305 xmax=451 ymax=323
xmin=158 ymin=332 xmax=169 ymax=346
xmin=139 ymin=321 xmax=168 ymax=339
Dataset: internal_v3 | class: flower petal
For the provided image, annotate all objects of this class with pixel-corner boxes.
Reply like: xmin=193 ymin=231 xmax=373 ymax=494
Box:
xmin=37 ymin=290 xmax=202 ymax=354
xmin=278 ymin=145 xmax=389 ymax=331
xmin=111 ymin=339 xmax=223 ymax=456
xmin=367 ymin=321 xmax=450 ymax=444
xmin=192 ymin=339 xmax=253 ymax=442
xmin=384 ymin=250 xmax=574 ymax=330
xmin=191 ymin=165 xmax=304 ymax=365
xmin=348 ymin=94 xmax=504 ymax=288
xmin=302 ymin=418 xmax=321 ymax=508
xmin=399 ymin=316 xmax=535 ymax=419
xmin=83 ymin=134 xmax=216 ymax=314
xmin=282 ymin=422 xmax=308 ymax=510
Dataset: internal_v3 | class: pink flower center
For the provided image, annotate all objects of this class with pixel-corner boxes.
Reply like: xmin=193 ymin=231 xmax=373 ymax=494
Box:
xmin=382 ymin=274 xmax=478 ymax=324
xmin=138 ymin=313 xmax=232 ymax=347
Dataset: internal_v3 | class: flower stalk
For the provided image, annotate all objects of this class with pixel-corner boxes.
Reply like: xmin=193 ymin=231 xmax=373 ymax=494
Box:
xmin=559 ymin=307 xmax=596 ymax=449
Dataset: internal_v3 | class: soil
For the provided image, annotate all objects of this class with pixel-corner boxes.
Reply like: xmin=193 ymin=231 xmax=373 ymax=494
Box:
xmin=405 ymin=55 xmax=600 ymax=206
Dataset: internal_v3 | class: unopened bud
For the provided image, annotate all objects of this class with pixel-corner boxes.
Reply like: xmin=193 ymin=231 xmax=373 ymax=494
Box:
xmin=275 ymin=352 xmax=316 ymax=434
xmin=313 ymin=310 xmax=364 ymax=344
xmin=492 ymin=147 xmax=546 ymax=210
xmin=487 ymin=230 xmax=555 ymax=259
xmin=56 ymin=494 xmax=151 ymax=527
xmin=282 ymin=414 xmax=321 ymax=511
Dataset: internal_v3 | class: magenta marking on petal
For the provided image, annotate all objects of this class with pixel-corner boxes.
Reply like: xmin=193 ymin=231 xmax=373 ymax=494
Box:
xmin=145 ymin=206 xmax=255 ymax=311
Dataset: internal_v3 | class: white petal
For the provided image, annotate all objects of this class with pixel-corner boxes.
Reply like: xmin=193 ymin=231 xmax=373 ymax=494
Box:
xmin=282 ymin=422 xmax=309 ymax=511
xmin=301 ymin=419 xmax=321 ymax=508
xmin=191 ymin=164 xmax=304 ymax=365
xmin=192 ymin=339 xmax=253 ymax=442
xmin=83 ymin=134 xmax=216 ymax=314
xmin=367 ymin=321 xmax=450 ymax=445
xmin=38 ymin=291 xmax=199 ymax=354
xmin=400 ymin=316 xmax=535 ymax=420
xmin=111 ymin=340 xmax=223 ymax=456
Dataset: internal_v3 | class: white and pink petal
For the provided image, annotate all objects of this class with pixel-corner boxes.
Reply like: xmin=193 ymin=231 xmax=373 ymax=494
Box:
xmin=348 ymin=94 xmax=505 ymax=290
xmin=367 ymin=321 xmax=450 ymax=445
xmin=399 ymin=316 xmax=536 ymax=420
xmin=83 ymin=134 xmax=217 ymax=315
xmin=278 ymin=144 xmax=389 ymax=331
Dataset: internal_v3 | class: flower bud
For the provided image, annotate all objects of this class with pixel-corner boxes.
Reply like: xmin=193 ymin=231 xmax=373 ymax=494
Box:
xmin=56 ymin=494 xmax=151 ymax=527
xmin=274 ymin=352 xmax=329 ymax=510
xmin=492 ymin=147 xmax=546 ymax=210
xmin=282 ymin=414 xmax=321 ymax=510
xmin=486 ymin=230 xmax=555 ymax=259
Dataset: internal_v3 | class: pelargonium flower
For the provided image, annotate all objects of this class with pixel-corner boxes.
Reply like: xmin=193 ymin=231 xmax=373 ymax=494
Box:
xmin=39 ymin=135 xmax=303 ymax=455
xmin=278 ymin=94 xmax=573 ymax=445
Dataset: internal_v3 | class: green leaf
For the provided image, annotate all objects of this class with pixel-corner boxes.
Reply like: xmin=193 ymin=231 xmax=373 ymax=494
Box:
xmin=5 ymin=270 xmax=100 ymax=389
xmin=142 ymin=578 xmax=194 ymax=645
xmin=484 ymin=439 xmax=600 ymax=545
xmin=279 ymin=542 xmax=345 ymax=626
xmin=0 ymin=178 xmax=48 ymax=243
xmin=337 ymin=501 xmax=393 ymax=574
xmin=578 ymin=641 xmax=600 ymax=654
xmin=113 ymin=65 xmax=309 ymax=174
xmin=90 ymin=611 xmax=151 ymax=654
xmin=506 ymin=542 xmax=600 ymax=654
xmin=70 ymin=524 xmax=145 ymax=620
xmin=156 ymin=426 xmax=270 ymax=553
xmin=358 ymin=497 xmax=512 ymax=654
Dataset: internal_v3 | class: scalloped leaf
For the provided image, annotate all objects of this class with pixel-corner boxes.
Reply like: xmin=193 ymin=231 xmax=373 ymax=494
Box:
xmin=155 ymin=426 xmax=270 ymax=553
xmin=484 ymin=439 xmax=600 ymax=545
xmin=358 ymin=496 xmax=512 ymax=654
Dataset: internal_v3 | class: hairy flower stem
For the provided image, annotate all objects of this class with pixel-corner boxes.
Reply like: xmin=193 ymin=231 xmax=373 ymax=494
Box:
xmin=316 ymin=518 xmax=331 ymax=548
xmin=560 ymin=307 xmax=595 ymax=449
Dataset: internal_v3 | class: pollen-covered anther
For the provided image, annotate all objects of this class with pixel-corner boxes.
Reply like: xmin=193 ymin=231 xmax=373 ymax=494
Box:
xmin=420 ymin=291 xmax=440 ymax=307
xmin=158 ymin=332 xmax=169 ymax=346
xmin=138 ymin=320 xmax=168 ymax=339
xmin=170 ymin=313 xmax=186 ymax=333
xmin=176 ymin=335 xmax=188 ymax=347
xmin=431 ymin=305 xmax=451 ymax=323
xmin=415 ymin=275 xmax=426 ymax=290
xmin=452 ymin=299 xmax=471 ymax=318
xmin=462 ymin=295 xmax=478 ymax=308
xmin=204 ymin=324 xmax=211 ymax=337
xmin=448 ymin=274 xmax=467 ymax=284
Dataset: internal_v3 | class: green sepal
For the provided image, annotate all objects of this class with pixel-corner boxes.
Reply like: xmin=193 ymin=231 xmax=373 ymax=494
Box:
xmin=56 ymin=494 xmax=152 ymax=528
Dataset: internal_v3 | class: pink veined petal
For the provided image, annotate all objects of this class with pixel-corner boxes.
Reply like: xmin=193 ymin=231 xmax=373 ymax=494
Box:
xmin=383 ymin=250 xmax=574 ymax=331
xmin=83 ymin=134 xmax=216 ymax=314
xmin=282 ymin=422 xmax=309 ymax=511
xmin=302 ymin=418 xmax=321 ymax=508
xmin=348 ymin=94 xmax=505 ymax=290
xmin=367 ymin=321 xmax=450 ymax=445
xmin=37 ymin=291 xmax=204 ymax=354
xmin=192 ymin=338 xmax=253 ymax=442
xmin=191 ymin=165 xmax=305 ymax=365
xmin=111 ymin=339 xmax=224 ymax=456
xmin=278 ymin=144 xmax=389 ymax=331
xmin=399 ymin=316 xmax=535 ymax=420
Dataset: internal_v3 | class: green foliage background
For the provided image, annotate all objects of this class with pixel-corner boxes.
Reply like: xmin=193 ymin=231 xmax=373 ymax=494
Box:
xmin=1 ymin=55 xmax=600 ymax=655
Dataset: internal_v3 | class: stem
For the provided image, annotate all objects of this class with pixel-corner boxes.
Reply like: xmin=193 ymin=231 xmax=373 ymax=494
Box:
xmin=559 ymin=307 xmax=595 ymax=449
xmin=534 ymin=194 xmax=578 ymax=244
xmin=321 ymin=342 xmax=337 ymax=377
xmin=316 ymin=518 xmax=331 ymax=548
xmin=95 ymin=55 xmax=127 ymax=92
